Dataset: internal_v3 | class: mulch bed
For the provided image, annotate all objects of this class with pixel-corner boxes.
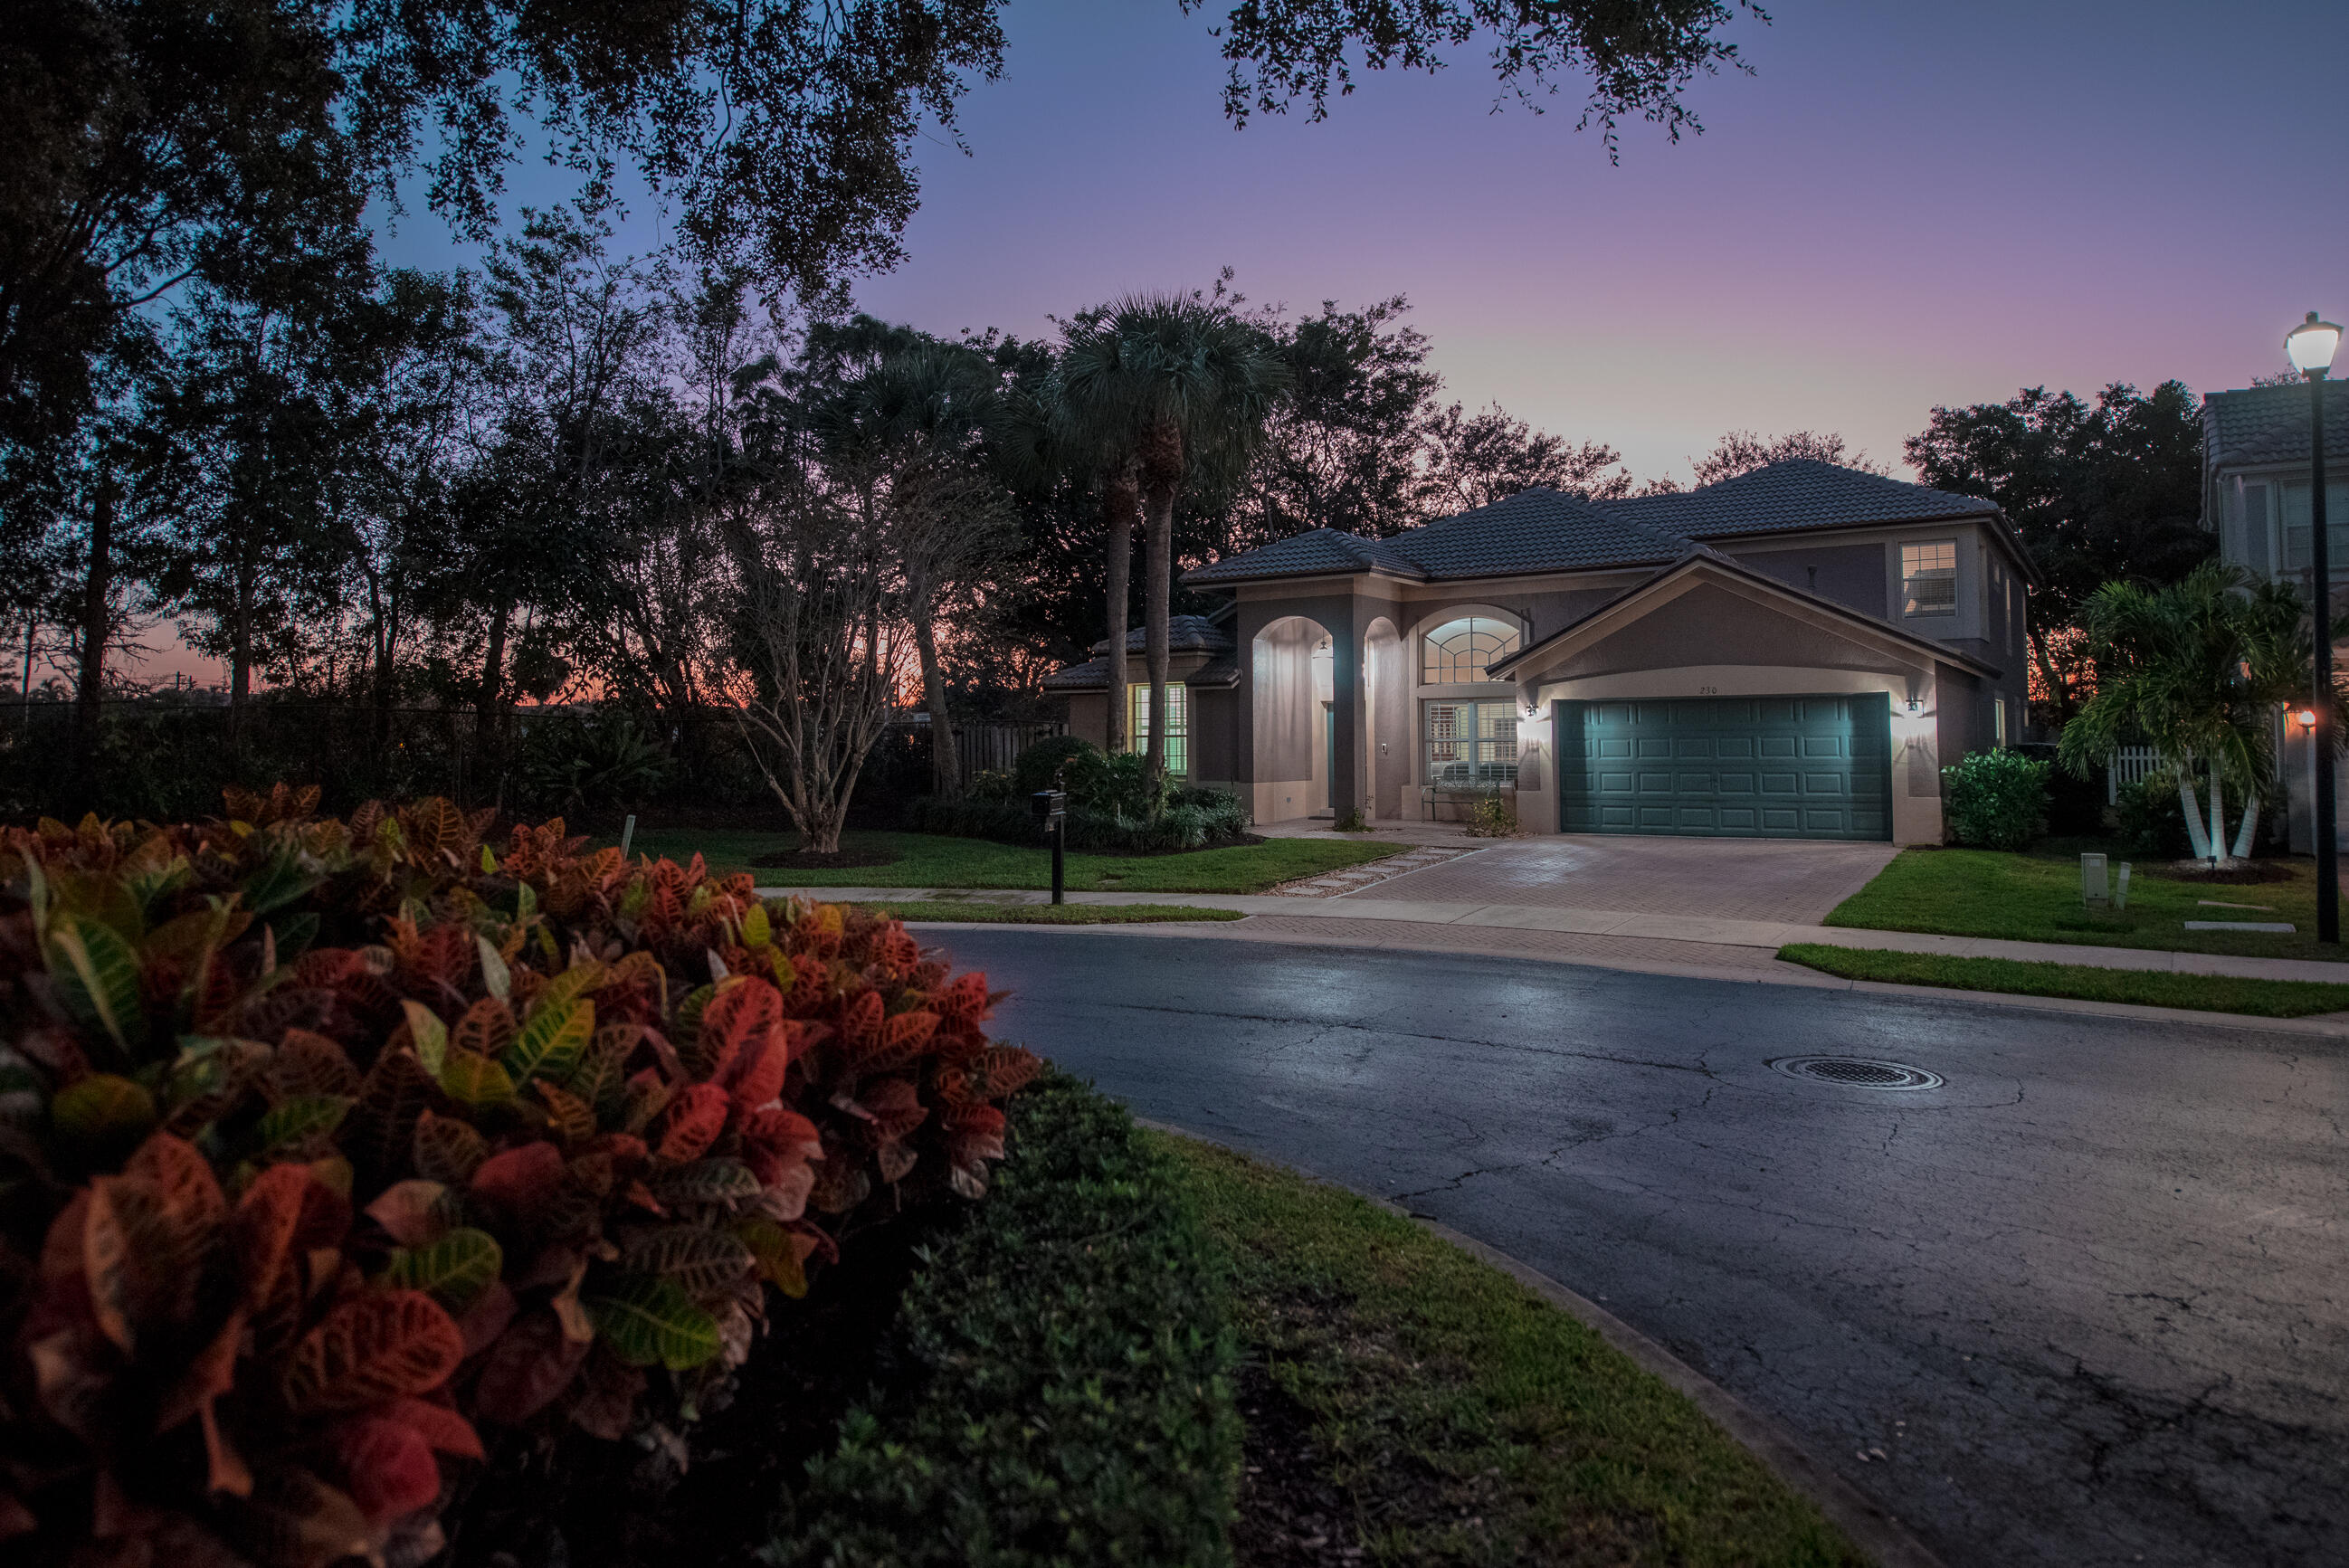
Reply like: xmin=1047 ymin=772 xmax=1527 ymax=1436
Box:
xmin=2150 ymin=860 xmax=2298 ymax=885
xmin=1232 ymin=1362 xmax=1371 ymax=1566
xmin=748 ymin=845 xmax=901 ymax=870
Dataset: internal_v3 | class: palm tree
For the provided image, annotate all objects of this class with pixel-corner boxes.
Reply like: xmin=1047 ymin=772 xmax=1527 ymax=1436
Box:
xmin=1059 ymin=295 xmax=1290 ymax=783
xmin=1027 ymin=360 xmax=1139 ymax=755
xmin=2059 ymin=564 xmax=2340 ymax=864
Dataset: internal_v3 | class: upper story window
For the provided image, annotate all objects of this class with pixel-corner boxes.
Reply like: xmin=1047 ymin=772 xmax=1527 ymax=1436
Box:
xmin=2279 ymin=480 xmax=2349 ymax=572
xmin=1421 ymin=616 xmax=1520 ymax=683
xmin=1900 ymin=541 xmax=1957 ymax=617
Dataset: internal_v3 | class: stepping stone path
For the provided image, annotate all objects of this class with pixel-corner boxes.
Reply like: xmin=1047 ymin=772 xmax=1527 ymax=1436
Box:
xmin=1270 ymin=844 xmax=1481 ymax=897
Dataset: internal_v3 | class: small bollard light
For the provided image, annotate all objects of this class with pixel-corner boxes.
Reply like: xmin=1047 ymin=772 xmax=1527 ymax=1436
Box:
xmin=2115 ymin=862 xmax=2132 ymax=910
xmin=1031 ymin=788 xmax=1068 ymax=905
xmin=2080 ymin=851 xmax=2109 ymax=907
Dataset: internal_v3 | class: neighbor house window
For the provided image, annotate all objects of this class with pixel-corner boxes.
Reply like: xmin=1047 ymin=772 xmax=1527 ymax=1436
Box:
xmin=1421 ymin=616 xmax=1521 ymax=682
xmin=2279 ymin=480 xmax=2349 ymax=572
xmin=1901 ymin=541 xmax=1957 ymax=617
xmin=1127 ymin=682 xmax=1188 ymax=777
xmin=1423 ymin=700 xmax=1517 ymax=788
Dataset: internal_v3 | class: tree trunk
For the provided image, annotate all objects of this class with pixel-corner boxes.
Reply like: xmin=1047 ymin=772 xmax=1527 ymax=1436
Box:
xmin=2230 ymin=793 xmax=2261 ymax=860
xmin=2207 ymin=759 xmax=2226 ymax=867
xmin=2177 ymin=772 xmax=2212 ymax=861
xmin=477 ymin=599 xmax=510 ymax=771
xmin=801 ymin=796 xmax=847 ymax=856
xmin=1102 ymin=465 xmax=1136 ymax=754
xmin=71 ymin=484 xmax=115 ymax=784
xmin=910 ymin=567 xmax=956 ymax=798
xmin=1142 ymin=479 xmax=1173 ymax=786
xmin=229 ymin=549 xmax=254 ymax=748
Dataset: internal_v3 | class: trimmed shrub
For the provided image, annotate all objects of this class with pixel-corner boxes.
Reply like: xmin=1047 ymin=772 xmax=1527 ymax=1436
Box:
xmin=775 ymin=1072 xmax=1239 ymax=1566
xmin=965 ymin=769 xmax=1016 ymax=804
xmin=1942 ymin=748 xmax=2051 ymax=850
xmin=2111 ymin=776 xmax=2192 ymax=858
xmin=1462 ymin=795 xmax=1519 ymax=837
xmin=902 ymin=791 xmax=1251 ymax=856
xmin=0 ymin=787 xmax=1036 ymax=1568
xmin=1012 ymin=736 xmax=1099 ymax=798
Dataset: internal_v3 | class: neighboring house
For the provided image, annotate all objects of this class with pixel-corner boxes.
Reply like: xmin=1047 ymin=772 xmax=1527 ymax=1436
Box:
xmin=2203 ymin=380 xmax=2349 ymax=851
xmin=1046 ymin=460 xmax=2035 ymax=844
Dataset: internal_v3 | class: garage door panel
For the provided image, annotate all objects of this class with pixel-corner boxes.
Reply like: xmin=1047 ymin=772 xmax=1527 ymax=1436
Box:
xmin=1557 ymin=694 xmax=1891 ymax=841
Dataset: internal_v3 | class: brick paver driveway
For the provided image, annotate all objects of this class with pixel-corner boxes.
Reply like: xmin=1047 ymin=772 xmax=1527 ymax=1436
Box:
xmin=1361 ymin=833 xmax=1900 ymax=924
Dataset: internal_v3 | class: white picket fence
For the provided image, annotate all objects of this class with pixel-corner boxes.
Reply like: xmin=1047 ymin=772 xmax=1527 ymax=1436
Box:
xmin=2106 ymin=745 xmax=2164 ymax=803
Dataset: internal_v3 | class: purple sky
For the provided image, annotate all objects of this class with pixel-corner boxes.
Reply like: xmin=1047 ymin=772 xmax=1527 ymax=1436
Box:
xmin=374 ymin=0 xmax=2349 ymax=486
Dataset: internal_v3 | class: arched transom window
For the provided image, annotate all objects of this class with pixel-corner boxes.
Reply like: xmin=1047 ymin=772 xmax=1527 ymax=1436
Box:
xmin=1420 ymin=615 xmax=1520 ymax=684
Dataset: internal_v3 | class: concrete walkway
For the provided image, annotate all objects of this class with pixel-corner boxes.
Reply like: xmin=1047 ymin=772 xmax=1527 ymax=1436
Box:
xmin=756 ymin=883 xmax=2349 ymax=985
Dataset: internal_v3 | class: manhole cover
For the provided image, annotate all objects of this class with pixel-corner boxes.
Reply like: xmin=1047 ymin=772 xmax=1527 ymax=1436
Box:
xmin=1768 ymin=1056 xmax=1944 ymax=1091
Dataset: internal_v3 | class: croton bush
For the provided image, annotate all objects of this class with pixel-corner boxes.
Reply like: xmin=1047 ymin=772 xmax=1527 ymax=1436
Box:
xmin=0 ymin=787 xmax=1037 ymax=1568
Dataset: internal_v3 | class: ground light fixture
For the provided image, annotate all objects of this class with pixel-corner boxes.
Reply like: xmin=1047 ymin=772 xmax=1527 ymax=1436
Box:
xmin=2287 ymin=311 xmax=2340 ymax=942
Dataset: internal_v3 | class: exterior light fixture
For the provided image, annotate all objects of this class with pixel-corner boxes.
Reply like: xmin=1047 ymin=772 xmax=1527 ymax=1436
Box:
xmin=2300 ymin=708 xmax=2318 ymax=728
xmin=2287 ymin=310 xmax=2342 ymax=375
xmin=1907 ymin=696 xmax=1923 ymax=713
xmin=2288 ymin=310 xmax=2340 ymax=943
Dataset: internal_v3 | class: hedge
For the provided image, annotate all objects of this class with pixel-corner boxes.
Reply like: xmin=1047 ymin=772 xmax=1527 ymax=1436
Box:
xmin=902 ymin=792 xmax=1249 ymax=855
xmin=773 ymin=1073 xmax=1240 ymax=1567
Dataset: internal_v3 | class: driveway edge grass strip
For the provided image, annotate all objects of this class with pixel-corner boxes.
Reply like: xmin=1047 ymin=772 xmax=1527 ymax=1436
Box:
xmin=1779 ymin=942 xmax=2349 ymax=1018
xmin=1154 ymin=1128 xmax=1893 ymax=1567
xmin=851 ymin=901 xmax=1244 ymax=926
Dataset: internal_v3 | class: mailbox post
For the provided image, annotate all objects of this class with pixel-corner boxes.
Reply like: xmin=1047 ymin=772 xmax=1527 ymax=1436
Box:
xmin=1030 ymin=785 xmax=1067 ymax=904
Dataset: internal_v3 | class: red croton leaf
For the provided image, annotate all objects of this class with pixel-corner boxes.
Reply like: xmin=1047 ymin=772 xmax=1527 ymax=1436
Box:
xmin=468 ymin=1142 xmax=566 ymax=1223
xmin=326 ymin=1415 xmax=442 ymax=1525
xmin=696 ymin=977 xmax=782 ymax=1082
xmin=382 ymin=1395 xmax=486 ymax=1460
xmin=652 ymin=1082 xmax=729 ymax=1166
xmin=834 ymin=990 xmax=883 ymax=1055
xmin=728 ymin=1031 xmax=791 ymax=1108
xmin=471 ymin=1309 xmax=591 ymax=1425
xmin=280 ymin=1290 xmax=465 ymax=1415
xmin=233 ymin=1163 xmax=350 ymax=1318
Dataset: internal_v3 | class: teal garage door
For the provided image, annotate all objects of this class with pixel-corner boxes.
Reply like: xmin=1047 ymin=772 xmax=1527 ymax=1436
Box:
xmin=1556 ymin=695 xmax=1891 ymax=841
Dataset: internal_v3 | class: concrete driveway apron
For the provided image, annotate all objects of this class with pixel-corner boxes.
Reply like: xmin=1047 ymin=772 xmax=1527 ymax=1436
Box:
xmin=1355 ymin=832 xmax=1900 ymax=924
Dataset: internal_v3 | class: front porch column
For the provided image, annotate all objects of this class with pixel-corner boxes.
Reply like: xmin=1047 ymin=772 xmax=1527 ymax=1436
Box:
xmin=1331 ymin=610 xmax=1363 ymax=822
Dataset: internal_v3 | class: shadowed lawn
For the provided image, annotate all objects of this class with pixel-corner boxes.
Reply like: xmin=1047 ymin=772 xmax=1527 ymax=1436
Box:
xmin=1780 ymin=943 xmax=2349 ymax=1018
xmin=1826 ymin=846 xmax=2349 ymax=965
xmin=1160 ymin=1133 xmax=1864 ymax=1566
xmin=610 ymin=827 xmax=1401 ymax=894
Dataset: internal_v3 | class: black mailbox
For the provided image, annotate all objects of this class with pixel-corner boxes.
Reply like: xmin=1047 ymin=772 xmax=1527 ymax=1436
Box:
xmin=1029 ymin=789 xmax=1066 ymax=824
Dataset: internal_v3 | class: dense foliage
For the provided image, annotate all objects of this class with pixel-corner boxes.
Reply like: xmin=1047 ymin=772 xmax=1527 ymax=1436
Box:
xmin=0 ymin=788 xmax=1037 ymax=1567
xmin=1941 ymin=749 xmax=2050 ymax=851
xmin=906 ymin=787 xmax=1249 ymax=855
xmin=775 ymin=1071 xmax=1238 ymax=1567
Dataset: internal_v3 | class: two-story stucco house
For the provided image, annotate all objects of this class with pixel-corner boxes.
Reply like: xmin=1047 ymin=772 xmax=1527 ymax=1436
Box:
xmin=2203 ymin=380 xmax=2349 ymax=851
xmin=1045 ymin=459 xmax=2034 ymax=846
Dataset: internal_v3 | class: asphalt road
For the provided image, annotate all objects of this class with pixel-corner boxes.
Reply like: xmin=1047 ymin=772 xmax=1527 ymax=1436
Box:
xmin=942 ymin=928 xmax=2349 ymax=1568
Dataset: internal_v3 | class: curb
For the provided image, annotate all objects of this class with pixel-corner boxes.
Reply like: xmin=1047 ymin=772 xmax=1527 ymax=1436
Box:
xmin=1137 ymin=1117 xmax=1948 ymax=1568
xmin=899 ymin=916 xmax=2349 ymax=1041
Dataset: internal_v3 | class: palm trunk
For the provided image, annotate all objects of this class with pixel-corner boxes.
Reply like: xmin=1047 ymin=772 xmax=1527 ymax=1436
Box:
xmin=2207 ymin=759 xmax=2225 ymax=867
xmin=2230 ymin=793 xmax=2261 ymax=860
xmin=1102 ymin=466 xmax=1136 ymax=754
xmin=2177 ymin=771 xmax=2212 ymax=861
xmin=477 ymin=599 xmax=509 ymax=789
xmin=71 ymin=485 xmax=115 ymax=784
xmin=1142 ymin=481 xmax=1173 ymax=785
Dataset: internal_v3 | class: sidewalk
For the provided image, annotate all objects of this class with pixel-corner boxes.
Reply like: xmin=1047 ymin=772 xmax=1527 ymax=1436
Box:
xmin=756 ymin=883 xmax=2349 ymax=986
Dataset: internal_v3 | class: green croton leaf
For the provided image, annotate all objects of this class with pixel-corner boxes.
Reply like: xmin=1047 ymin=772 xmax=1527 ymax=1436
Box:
xmin=44 ymin=915 xmax=145 ymax=1059
xmin=439 ymin=1052 xmax=516 ymax=1110
xmin=50 ymin=1073 xmax=157 ymax=1153
xmin=501 ymin=999 xmax=593 ymax=1084
xmin=586 ymin=1275 xmax=723 ymax=1370
xmin=253 ymin=1094 xmax=354 ymax=1154
xmin=384 ymin=1227 xmax=504 ymax=1314
xmin=650 ymin=1158 xmax=763 ymax=1206
xmin=402 ymin=1001 xmax=450 ymax=1077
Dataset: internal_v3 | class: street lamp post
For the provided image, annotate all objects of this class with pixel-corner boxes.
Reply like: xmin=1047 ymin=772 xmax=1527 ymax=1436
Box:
xmin=2287 ymin=311 xmax=2342 ymax=942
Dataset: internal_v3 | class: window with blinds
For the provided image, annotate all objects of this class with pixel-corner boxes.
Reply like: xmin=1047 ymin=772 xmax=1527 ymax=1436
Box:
xmin=1901 ymin=541 xmax=1957 ymax=617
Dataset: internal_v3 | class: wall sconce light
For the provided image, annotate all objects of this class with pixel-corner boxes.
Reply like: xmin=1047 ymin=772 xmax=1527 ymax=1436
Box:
xmin=1907 ymin=696 xmax=1923 ymax=713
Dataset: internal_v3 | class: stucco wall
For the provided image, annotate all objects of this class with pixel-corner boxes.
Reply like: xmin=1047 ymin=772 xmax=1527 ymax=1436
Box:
xmin=1716 ymin=539 xmax=1890 ymax=622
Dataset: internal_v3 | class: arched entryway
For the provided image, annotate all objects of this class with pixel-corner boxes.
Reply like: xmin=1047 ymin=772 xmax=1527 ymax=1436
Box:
xmin=1251 ymin=615 xmax=1336 ymax=822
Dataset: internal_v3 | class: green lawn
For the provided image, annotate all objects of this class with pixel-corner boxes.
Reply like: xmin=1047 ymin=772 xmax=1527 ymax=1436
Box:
xmin=1826 ymin=846 xmax=2349 ymax=965
xmin=1160 ymin=1134 xmax=1864 ymax=1567
xmin=1780 ymin=943 xmax=2349 ymax=1018
xmin=850 ymin=899 xmax=1242 ymax=925
xmin=613 ymin=827 xmax=1400 ymax=894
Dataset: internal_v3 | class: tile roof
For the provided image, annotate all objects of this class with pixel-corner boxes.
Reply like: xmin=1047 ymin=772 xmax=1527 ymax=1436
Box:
xmin=2202 ymin=382 xmax=2349 ymax=468
xmin=1603 ymin=459 xmax=1996 ymax=538
xmin=1042 ymin=652 xmax=1240 ymax=692
xmin=1086 ymin=614 xmax=1232 ymax=655
xmin=1180 ymin=460 xmax=2004 ymax=590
